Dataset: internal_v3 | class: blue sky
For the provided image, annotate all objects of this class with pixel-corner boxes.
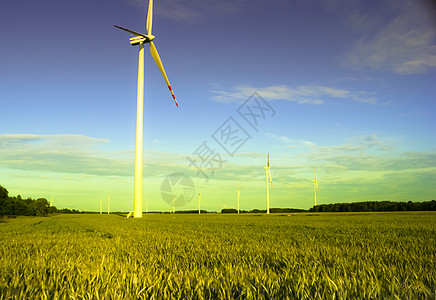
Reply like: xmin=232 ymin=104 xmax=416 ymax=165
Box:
xmin=0 ymin=0 xmax=435 ymax=212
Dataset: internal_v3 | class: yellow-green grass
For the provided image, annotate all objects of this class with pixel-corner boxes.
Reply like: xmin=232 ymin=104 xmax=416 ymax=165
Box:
xmin=1 ymin=212 xmax=435 ymax=299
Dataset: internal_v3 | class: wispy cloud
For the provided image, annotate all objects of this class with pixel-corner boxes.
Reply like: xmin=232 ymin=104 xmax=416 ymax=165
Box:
xmin=0 ymin=134 xmax=109 ymax=152
xmin=264 ymin=132 xmax=436 ymax=199
xmin=0 ymin=134 xmax=188 ymax=177
xmin=212 ymin=84 xmax=377 ymax=104
xmin=268 ymin=133 xmax=393 ymax=154
xmin=0 ymin=134 xmax=126 ymax=176
xmin=345 ymin=0 xmax=436 ymax=74
xmin=270 ymin=133 xmax=435 ymax=177
xmin=382 ymin=152 xmax=436 ymax=171
xmin=129 ymin=0 xmax=286 ymax=21
xmin=267 ymin=133 xmax=319 ymax=149
xmin=184 ymin=134 xmax=435 ymax=197
xmin=3 ymin=134 xmax=434 ymax=205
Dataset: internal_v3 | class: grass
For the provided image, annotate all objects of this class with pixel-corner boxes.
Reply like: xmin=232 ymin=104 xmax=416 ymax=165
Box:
xmin=0 ymin=212 xmax=435 ymax=299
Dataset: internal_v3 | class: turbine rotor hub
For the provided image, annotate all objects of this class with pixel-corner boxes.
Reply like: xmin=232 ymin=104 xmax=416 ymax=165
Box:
xmin=129 ymin=34 xmax=155 ymax=46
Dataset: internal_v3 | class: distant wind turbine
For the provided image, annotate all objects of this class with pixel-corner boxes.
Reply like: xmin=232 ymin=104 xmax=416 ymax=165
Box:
xmin=114 ymin=0 xmax=179 ymax=219
xmin=107 ymin=195 xmax=110 ymax=215
xmin=198 ymin=193 xmax=201 ymax=214
xmin=264 ymin=153 xmax=273 ymax=214
xmin=313 ymin=168 xmax=319 ymax=206
xmin=49 ymin=195 xmax=53 ymax=207
xmin=237 ymin=184 xmax=240 ymax=214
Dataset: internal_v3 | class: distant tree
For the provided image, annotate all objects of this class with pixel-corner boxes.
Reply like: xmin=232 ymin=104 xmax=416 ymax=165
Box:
xmin=13 ymin=197 xmax=30 ymax=215
xmin=427 ymin=200 xmax=436 ymax=210
xmin=0 ymin=185 xmax=8 ymax=200
xmin=175 ymin=210 xmax=208 ymax=214
xmin=58 ymin=208 xmax=82 ymax=214
xmin=270 ymin=208 xmax=307 ymax=213
xmin=0 ymin=185 xmax=10 ymax=216
xmin=0 ymin=199 xmax=14 ymax=216
xmin=221 ymin=208 xmax=238 ymax=213
xmin=310 ymin=200 xmax=436 ymax=212
xmin=0 ymin=184 xmax=88 ymax=216
xmin=31 ymin=198 xmax=49 ymax=217
xmin=48 ymin=206 xmax=58 ymax=214
xmin=250 ymin=209 xmax=266 ymax=213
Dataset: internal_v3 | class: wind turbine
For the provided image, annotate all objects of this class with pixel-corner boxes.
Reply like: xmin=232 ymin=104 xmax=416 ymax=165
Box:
xmin=237 ymin=184 xmax=240 ymax=214
xmin=114 ymin=0 xmax=179 ymax=219
xmin=198 ymin=193 xmax=201 ymax=214
xmin=49 ymin=195 xmax=53 ymax=207
xmin=264 ymin=153 xmax=273 ymax=214
xmin=313 ymin=168 xmax=319 ymax=206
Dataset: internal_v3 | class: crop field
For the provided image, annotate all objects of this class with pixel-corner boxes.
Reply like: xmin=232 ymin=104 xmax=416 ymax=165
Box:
xmin=0 ymin=212 xmax=435 ymax=299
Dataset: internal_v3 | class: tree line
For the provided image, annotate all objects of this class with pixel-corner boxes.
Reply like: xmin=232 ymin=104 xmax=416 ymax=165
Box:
xmin=310 ymin=200 xmax=436 ymax=212
xmin=2 ymin=184 xmax=435 ymax=216
xmin=0 ymin=185 xmax=80 ymax=217
xmin=221 ymin=208 xmax=307 ymax=214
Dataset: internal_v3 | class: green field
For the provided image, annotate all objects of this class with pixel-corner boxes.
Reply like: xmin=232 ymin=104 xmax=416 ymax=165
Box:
xmin=1 ymin=212 xmax=435 ymax=299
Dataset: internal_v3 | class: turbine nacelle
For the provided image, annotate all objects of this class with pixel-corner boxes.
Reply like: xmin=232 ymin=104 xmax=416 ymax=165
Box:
xmin=129 ymin=34 xmax=155 ymax=46
xmin=114 ymin=22 xmax=178 ymax=107
xmin=113 ymin=25 xmax=155 ymax=45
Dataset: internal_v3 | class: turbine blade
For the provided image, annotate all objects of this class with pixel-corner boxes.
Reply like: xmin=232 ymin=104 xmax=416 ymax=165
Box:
xmin=269 ymin=169 xmax=273 ymax=189
xmin=149 ymin=41 xmax=179 ymax=107
xmin=146 ymin=0 xmax=153 ymax=35
xmin=113 ymin=25 xmax=147 ymax=37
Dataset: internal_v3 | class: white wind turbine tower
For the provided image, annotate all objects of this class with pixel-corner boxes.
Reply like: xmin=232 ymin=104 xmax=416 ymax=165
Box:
xmin=264 ymin=153 xmax=273 ymax=214
xmin=114 ymin=0 xmax=179 ymax=219
xmin=313 ymin=168 xmax=319 ymax=206
xmin=198 ymin=193 xmax=201 ymax=214
xmin=237 ymin=184 xmax=240 ymax=214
